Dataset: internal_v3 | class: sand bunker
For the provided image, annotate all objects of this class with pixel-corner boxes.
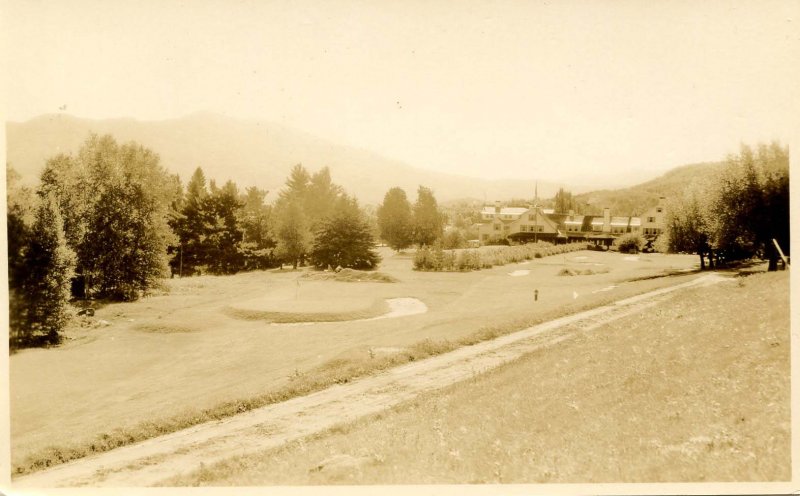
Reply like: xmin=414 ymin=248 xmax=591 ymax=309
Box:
xmin=592 ymin=285 xmax=618 ymax=293
xmin=266 ymin=297 xmax=428 ymax=326
xmin=365 ymin=298 xmax=428 ymax=320
xmin=508 ymin=270 xmax=530 ymax=277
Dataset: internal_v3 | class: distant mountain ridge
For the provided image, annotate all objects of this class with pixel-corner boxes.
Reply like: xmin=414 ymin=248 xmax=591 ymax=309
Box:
xmin=574 ymin=161 xmax=724 ymax=215
xmin=7 ymin=113 xmax=569 ymax=204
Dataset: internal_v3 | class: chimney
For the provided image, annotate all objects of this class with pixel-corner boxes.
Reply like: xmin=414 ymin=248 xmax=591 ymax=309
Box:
xmin=603 ymin=207 xmax=611 ymax=233
xmin=495 ymin=200 xmax=501 ymax=214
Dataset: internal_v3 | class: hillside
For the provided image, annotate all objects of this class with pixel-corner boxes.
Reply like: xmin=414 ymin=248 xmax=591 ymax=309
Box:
xmin=7 ymin=113 xmax=562 ymax=205
xmin=574 ymin=161 xmax=724 ymax=215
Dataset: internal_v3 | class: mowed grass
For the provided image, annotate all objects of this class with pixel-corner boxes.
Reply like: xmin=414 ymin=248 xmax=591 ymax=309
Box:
xmin=10 ymin=248 xmax=699 ymax=475
xmin=224 ymin=297 xmax=389 ymax=323
xmin=168 ymin=270 xmax=790 ymax=485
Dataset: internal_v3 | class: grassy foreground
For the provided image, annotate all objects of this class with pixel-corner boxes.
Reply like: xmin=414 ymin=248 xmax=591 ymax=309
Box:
xmin=10 ymin=249 xmax=700 ymax=476
xmin=11 ymin=269 xmax=699 ymax=476
xmin=169 ymin=270 xmax=790 ymax=484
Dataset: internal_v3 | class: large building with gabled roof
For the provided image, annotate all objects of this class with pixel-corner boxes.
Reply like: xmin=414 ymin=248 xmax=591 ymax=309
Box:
xmin=477 ymin=197 xmax=667 ymax=246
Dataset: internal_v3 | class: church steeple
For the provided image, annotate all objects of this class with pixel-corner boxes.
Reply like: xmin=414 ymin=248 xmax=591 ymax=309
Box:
xmin=534 ymin=181 xmax=539 ymax=207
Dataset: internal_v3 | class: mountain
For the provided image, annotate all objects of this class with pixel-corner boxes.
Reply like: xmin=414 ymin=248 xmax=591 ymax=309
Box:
xmin=574 ymin=161 xmax=724 ymax=215
xmin=6 ymin=113 xmax=567 ymax=205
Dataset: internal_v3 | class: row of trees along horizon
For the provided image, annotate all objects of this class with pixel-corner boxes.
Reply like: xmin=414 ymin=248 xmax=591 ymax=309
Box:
xmin=6 ymin=134 xmax=789 ymax=349
xmin=6 ymin=134 xmax=449 ymax=348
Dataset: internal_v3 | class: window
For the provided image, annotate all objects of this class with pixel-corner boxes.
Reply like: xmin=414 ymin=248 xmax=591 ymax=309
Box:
xmin=482 ymin=234 xmax=489 ymax=241
xmin=656 ymin=208 xmax=663 ymax=213
xmin=520 ymin=225 xmax=527 ymax=232
xmin=494 ymin=224 xmax=500 ymax=231
xmin=503 ymin=225 xmax=510 ymax=231
xmin=647 ymin=216 xmax=655 ymax=223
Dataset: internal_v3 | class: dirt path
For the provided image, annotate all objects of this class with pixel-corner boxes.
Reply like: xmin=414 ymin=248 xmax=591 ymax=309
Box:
xmin=13 ymin=274 xmax=731 ymax=488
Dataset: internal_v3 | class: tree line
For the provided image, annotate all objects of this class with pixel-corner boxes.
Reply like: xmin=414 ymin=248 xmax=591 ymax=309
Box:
xmin=664 ymin=142 xmax=789 ymax=270
xmin=376 ymin=186 xmax=445 ymax=251
xmin=7 ymin=134 xmax=451 ymax=348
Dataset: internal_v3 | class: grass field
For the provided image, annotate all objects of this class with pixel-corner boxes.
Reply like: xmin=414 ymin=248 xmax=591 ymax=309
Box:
xmin=10 ymin=247 xmax=701 ymax=474
xmin=167 ymin=269 xmax=790 ymax=485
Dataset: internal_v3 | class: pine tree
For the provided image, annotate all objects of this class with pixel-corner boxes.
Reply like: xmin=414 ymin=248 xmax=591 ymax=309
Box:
xmin=273 ymin=197 xmax=311 ymax=269
xmin=16 ymin=194 xmax=76 ymax=345
xmin=273 ymin=164 xmax=313 ymax=268
xmin=203 ymin=180 xmax=245 ymax=274
xmin=7 ymin=164 xmax=37 ymax=344
xmin=310 ymin=195 xmax=381 ymax=270
xmin=238 ymin=186 xmax=276 ymax=270
xmin=170 ymin=167 xmax=210 ymax=275
xmin=305 ymin=167 xmax=342 ymax=231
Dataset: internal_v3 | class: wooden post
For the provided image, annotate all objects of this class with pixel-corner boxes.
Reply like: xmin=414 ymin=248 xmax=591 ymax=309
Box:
xmin=773 ymin=239 xmax=789 ymax=268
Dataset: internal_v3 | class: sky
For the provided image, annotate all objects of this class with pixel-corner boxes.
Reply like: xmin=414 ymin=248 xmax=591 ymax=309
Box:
xmin=3 ymin=0 xmax=799 ymax=183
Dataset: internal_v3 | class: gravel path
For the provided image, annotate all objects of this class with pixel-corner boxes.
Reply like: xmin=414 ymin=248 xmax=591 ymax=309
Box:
xmin=13 ymin=274 xmax=730 ymax=488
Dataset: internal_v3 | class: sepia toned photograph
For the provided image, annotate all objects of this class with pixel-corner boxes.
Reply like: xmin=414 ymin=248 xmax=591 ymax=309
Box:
xmin=2 ymin=0 xmax=796 ymax=493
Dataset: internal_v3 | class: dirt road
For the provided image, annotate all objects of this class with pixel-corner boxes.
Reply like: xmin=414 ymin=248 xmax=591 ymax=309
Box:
xmin=13 ymin=273 xmax=731 ymax=488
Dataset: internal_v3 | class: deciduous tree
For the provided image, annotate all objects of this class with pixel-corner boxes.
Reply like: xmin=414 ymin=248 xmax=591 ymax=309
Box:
xmin=377 ymin=187 xmax=414 ymax=251
xmin=412 ymin=186 xmax=443 ymax=247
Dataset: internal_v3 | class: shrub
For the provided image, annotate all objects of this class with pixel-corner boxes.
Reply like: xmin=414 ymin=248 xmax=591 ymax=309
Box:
xmin=412 ymin=241 xmax=588 ymax=272
xmin=455 ymin=250 xmax=481 ymax=271
xmin=652 ymin=233 xmax=670 ymax=253
xmin=441 ymin=229 xmax=467 ymax=250
xmin=614 ymin=233 xmax=645 ymax=254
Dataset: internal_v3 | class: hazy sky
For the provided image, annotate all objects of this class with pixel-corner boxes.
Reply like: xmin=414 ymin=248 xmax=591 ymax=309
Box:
xmin=3 ymin=0 xmax=798 ymax=182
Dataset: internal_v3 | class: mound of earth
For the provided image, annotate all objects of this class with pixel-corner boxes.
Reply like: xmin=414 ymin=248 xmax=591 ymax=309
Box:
xmin=225 ymin=296 xmax=388 ymax=323
xmin=302 ymin=269 xmax=397 ymax=283
xmin=558 ymin=267 xmax=610 ymax=276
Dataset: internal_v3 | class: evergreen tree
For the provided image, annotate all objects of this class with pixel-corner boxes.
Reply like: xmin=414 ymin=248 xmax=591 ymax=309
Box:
xmin=306 ymin=167 xmax=343 ymax=233
xmin=7 ymin=164 xmax=37 ymax=344
xmin=279 ymin=164 xmax=311 ymax=203
xmin=377 ymin=187 xmax=414 ymax=251
xmin=272 ymin=164 xmax=313 ymax=268
xmin=15 ymin=194 xmax=76 ymax=345
xmin=412 ymin=185 xmax=444 ymax=246
xmin=310 ymin=195 xmax=381 ymax=270
xmin=170 ymin=167 xmax=210 ymax=275
xmin=203 ymin=180 xmax=245 ymax=274
xmin=553 ymin=188 xmax=576 ymax=213
xmin=273 ymin=197 xmax=311 ymax=269
xmin=238 ymin=186 xmax=276 ymax=270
